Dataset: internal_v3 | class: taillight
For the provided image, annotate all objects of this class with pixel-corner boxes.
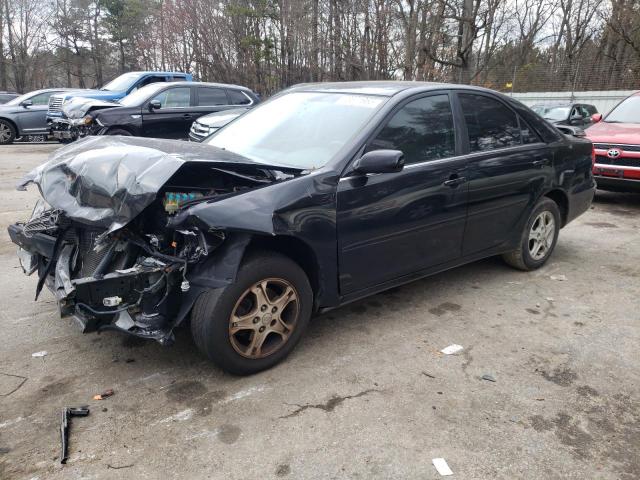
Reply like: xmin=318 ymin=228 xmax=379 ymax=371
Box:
xmin=591 ymin=144 xmax=596 ymax=168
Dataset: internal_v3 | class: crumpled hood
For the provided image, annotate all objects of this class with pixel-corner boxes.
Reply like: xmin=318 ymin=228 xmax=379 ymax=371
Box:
xmin=18 ymin=136 xmax=301 ymax=235
xmin=58 ymin=89 xmax=120 ymax=101
xmin=61 ymin=97 xmax=119 ymax=119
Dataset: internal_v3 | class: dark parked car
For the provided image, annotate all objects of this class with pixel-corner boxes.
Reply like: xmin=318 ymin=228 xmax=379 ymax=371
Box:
xmin=0 ymin=92 xmax=19 ymax=104
xmin=51 ymin=81 xmax=258 ymax=141
xmin=0 ymin=88 xmax=75 ymax=144
xmin=188 ymin=107 xmax=250 ymax=141
xmin=8 ymin=82 xmax=595 ymax=375
xmin=531 ymin=103 xmax=598 ymax=128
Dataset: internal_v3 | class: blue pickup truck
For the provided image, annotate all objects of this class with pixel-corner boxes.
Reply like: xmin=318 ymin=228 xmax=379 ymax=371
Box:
xmin=48 ymin=71 xmax=192 ymax=140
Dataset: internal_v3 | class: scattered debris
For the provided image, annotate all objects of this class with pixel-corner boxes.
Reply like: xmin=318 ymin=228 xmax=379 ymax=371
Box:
xmin=107 ymin=463 xmax=134 ymax=470
xmin=535 ymin=397 xmax=545 ymax=401
xmin=481 ymin=374 xmax=496 ymax=382
xmin=31 ymin=351 xmax=48 ymax=358
xmin=0 ymin=373 xmax=28 ymax=397
xmin=440 ymin=344 xmax=464 ymax=355
xmin=432 ymin=457 xmax=453 ymax=476
xmin=125 ymin=358 xmax=136 ymax=363
xmin=550 ymin=274 xmax=567 ymax=281
xmin=60 ymin=406 xmax=90 ymax=464
xmin=546 ymin=297 xmax=554 ymax=302
xmin=422 ymin=372 xmax=436 ymax=379
xmin=93 ymin=389 xmax=114 ymax=400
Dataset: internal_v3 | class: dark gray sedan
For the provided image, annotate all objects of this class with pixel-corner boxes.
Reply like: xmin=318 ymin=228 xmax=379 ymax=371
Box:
xmin=0 ymin=88 xmax=75 ymax=144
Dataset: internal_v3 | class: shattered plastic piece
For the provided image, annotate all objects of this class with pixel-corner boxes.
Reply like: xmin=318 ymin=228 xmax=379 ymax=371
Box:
xmin=60 ymin=406 xmax=90 ymax=464
xmin=550 ymin=274 xmax=567 ymax=281
xmin=481 ymin=374 xmax=496 ymax=382
xmin=432 ymin=458 xmax=453 ymax=476
xmin=180 ymin=280 xmax=190 ymax=292
xmin=93 ymin=389 xmax=114 ymax=401
xmin=31 ymin=351 xmax=48 ymax=358
xmin=440 ymin=344 xmax=464 ymax=355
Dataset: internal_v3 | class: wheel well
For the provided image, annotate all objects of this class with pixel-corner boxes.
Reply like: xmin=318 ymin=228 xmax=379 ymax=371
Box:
xmin=106 ymin=125 xmax=133 ymax=135
xmin=246 ymin=235 xmax=320 ymax=307
xmin=544 ymin=189 xmax=568 ymax=227
xmin=0 ymin=117 xmax=18 ymax=134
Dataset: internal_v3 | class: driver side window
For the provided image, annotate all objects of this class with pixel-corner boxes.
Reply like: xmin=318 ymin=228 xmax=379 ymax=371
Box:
xmin=151 ymin=87 xmax=191 ymax=108
xmin=29 ymin=92 xmax=55 ymax=105
xmin=367 ymin=94 xmax=456 ymax=164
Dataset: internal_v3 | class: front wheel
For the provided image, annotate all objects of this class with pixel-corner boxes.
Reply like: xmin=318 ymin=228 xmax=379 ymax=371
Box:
xmin=191 ymin=251 xmax=312 ymax=375
xmin=0 ymin=119 xmax=16 ymax=145
xmin=502 ymin=197 xmax=561 ymax=271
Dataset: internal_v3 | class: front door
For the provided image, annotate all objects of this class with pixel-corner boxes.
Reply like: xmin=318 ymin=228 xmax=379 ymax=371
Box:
xmin=337 ymin=93 xmax=469 ymax=295
xmin=142 ymin=86 xmax=193 ymax=139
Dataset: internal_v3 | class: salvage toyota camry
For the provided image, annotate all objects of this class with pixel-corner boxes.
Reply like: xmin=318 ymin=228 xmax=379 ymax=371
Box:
xmin=9 ymin=82 xmax=595 ymax=375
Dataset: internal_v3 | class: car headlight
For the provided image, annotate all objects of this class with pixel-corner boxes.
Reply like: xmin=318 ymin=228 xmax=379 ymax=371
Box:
xmin=82 ymin=115 xmax=93 ymax=125
xmin=208 ymin=127 xmax=218 ymax=134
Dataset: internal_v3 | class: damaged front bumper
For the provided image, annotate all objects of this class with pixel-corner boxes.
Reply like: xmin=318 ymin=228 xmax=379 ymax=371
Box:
xmin=9 ymin=222 xmax=181 ymax=344
xmin=50 ymin=118 xmax=99 ymax=141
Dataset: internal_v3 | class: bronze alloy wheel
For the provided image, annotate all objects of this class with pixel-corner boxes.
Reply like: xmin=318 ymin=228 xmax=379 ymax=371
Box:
xmin=228 ymin=278 xmax=300 ymax=359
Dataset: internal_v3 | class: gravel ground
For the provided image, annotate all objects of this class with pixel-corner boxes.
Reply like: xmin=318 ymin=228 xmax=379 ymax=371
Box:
xmin=0 ymin=143 xmax=638 ymax=480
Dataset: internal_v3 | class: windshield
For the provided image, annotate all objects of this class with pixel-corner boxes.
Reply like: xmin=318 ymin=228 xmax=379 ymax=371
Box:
xmin=605 ymin=96 xmax=640 ymax=123
xmin=541 ymin=106 xmax=570 ymax=121
xmin=119 ymin=83 xmax=167 ymax=107
xmin=206 ymin=92 xmax=386 ymax=169
xmin=101 ymin=73 xmax=142 ymax=92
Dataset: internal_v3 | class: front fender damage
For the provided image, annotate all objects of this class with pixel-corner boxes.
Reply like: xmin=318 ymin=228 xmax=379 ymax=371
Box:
xmin=12 ymin=136 xmax=305 ymax=345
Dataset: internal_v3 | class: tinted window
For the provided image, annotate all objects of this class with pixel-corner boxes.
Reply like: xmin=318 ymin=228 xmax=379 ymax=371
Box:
xmin=368 ymin=94 xmax=455 ymax=164
xmin=198 ymin=88 xmax=228 ymax=106
xmin=460 ymin=94 xmax=521 ymax=151
xmin=228 ymin=89 xmax=251 ymax=105
xmin=151 ymin=87 xmax=191 ymax=108
xmin=584 ymin=105 xmax=597 ymax=115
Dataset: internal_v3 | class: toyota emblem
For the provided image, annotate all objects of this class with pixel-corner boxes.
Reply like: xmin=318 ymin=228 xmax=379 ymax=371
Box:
xmin=607 ymin=148 xmax=621 ymax=159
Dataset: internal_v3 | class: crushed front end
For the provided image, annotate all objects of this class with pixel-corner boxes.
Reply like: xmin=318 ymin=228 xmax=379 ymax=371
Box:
xmin=9 ymin=136 xmax=298 ymax=344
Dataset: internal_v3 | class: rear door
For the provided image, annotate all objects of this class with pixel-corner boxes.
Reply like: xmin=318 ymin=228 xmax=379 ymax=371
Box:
xmin=192 ymin=86 xmax=234 ymax=121
xmin=456 ymin=91 xmax=552 ymax=256
xmin=337 ymin=92 xmax=469 ymax=294
xmin=141 ymin=85 xmax=193 ymax=139
xmin=16 ymin=91 xmax=61 ymax=134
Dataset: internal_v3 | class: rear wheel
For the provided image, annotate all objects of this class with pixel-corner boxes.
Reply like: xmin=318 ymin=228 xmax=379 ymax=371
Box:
xmin=191 ymin=251 xmax=312 ymax=375
xmin=0 ymin=119 xmax=16 ymax=145
xmin=502 ymin=197 xmax=561 ymax=271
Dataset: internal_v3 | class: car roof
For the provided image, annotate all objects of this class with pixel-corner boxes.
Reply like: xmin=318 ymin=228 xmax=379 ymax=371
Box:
xmin=287 ymin=81 xmax=505 ymax=97
xmin=125 ymin=71 xmax=190 ymax=76
xmin=148 ymin=81 xmax=253 ymax=92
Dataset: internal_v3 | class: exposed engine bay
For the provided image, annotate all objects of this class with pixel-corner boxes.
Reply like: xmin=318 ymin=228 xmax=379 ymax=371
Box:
xmin=9 ymin=136 xmax=302 ymax=344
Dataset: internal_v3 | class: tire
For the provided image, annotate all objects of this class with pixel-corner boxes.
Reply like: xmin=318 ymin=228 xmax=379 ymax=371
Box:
xmin=106 ymin=128 xmax=132 ymax=136
xmin=0 ymin=119 xmax=16 ymax=145
xmin=191 ymin=251 xmax=313 ymax=375
xmin=502 ymin=197 xmax=561 ymax=271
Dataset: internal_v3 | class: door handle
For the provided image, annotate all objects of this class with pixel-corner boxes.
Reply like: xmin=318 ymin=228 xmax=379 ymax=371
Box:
xmin=182 ymin=114 xmax=192 ymax=119
xmin=443 ymin=173 xmax=467 ymax=187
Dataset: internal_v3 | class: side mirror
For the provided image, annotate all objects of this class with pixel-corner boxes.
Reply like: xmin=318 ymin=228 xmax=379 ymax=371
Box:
xmin=149 ymin=100 xmax=161 ymax=111
xmin=591 ymin=113 xmax=602 ymax=123
xmin=353 ymin=149 xmax=404 ymax=174
xmin=20 ymin=100 xmax=32 ymax=108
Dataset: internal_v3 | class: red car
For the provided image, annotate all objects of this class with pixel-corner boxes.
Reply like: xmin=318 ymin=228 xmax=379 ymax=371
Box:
xmin=586 ymin=92 xmax=640 ymax=192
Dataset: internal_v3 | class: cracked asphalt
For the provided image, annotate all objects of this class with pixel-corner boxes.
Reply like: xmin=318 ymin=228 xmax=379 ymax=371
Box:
xmin=0 ymin=143 xmax=639 ymax=479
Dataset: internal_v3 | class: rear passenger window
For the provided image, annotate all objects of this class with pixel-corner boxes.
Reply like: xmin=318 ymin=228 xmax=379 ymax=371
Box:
xmin=227 ymin=89 xmax=252 ymax=105
xmin=459 ymin=94 xmax=521 ymax=152
xmin=368 ymin=94 xmax=455 ymax=164
xmin=198 ymin=88 xmax=228 ymax=106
